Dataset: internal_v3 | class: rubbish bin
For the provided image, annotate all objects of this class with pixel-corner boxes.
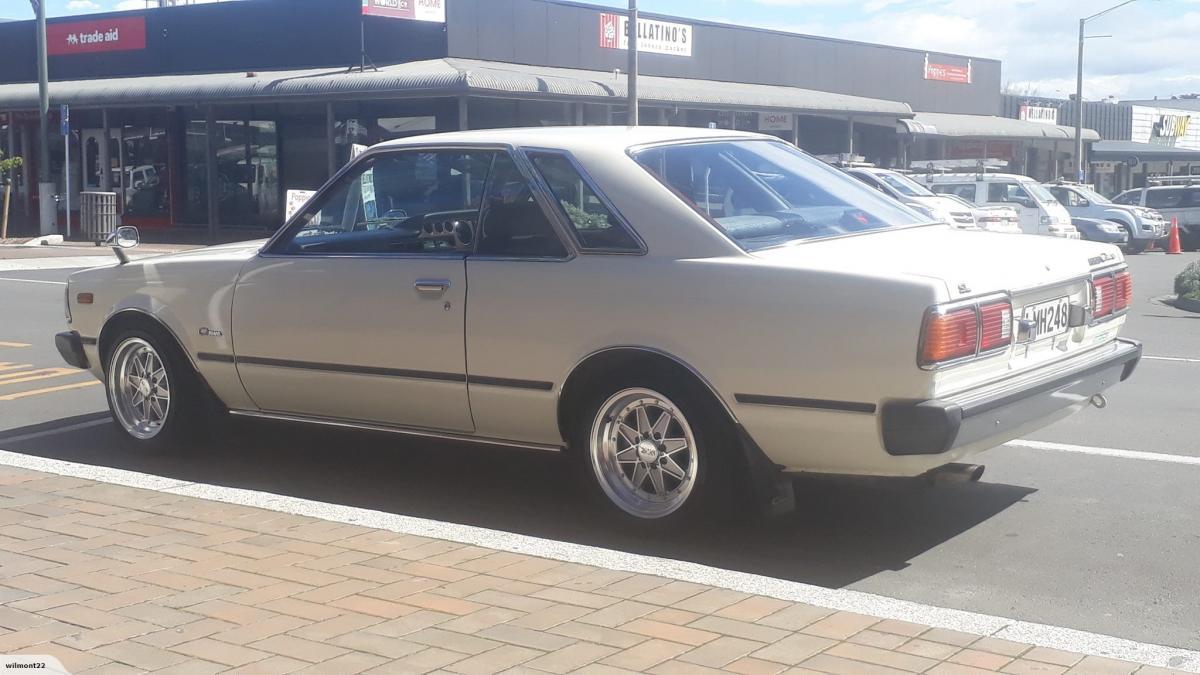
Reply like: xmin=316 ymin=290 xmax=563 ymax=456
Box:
xmin=80 ymin=191 xmax=118 ymax=244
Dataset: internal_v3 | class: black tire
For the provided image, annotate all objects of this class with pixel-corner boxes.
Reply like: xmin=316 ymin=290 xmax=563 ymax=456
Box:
xmin=103 ymin=325 xmax=209 ymax=451
xmin=1123 ymin=229 xmax=1147 ymax=254
xmin=570 ymin=371 xmax=741 ymax=528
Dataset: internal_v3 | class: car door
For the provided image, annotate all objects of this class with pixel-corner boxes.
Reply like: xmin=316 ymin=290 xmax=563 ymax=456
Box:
xmin=987 ymin=181 xmax=1039 ymax=234
xmin=230 ymin=149 xmax=495 ymax=432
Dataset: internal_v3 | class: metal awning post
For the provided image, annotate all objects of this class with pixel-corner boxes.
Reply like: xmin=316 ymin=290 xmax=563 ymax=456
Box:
xmin=205 ymin=105 xmax=218 ymax=244
xmin=846 ymin=115 xmax=855 ymax=154
xmin=325 ymin=101 xmax=336 ymax=179
xmin=458 ymin=96 xmax=469 ymax=131
xmin=100 ymin=109 xmax=111 ymax=192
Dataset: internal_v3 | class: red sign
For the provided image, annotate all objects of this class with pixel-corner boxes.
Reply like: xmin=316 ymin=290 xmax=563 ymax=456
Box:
xmin=599 ymin=13 xmax=620 ymax=49
xmin=47 ymin=16 xmax=146 ymax=56
xmin=924 ymin=56 xmax=971 ymax=84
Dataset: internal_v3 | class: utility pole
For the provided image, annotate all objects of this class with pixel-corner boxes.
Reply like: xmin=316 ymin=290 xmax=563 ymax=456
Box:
xmin=33 ymin=0 xmax=54 ymax=235
xmin=627 ymin=0 xmax=638 ymax=126
xmin=1074 ymin=0 xmax=1139 ymax=185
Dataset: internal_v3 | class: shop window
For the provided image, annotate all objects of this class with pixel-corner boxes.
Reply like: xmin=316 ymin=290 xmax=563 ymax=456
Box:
xmin=117 ymin=126 xmax=170 ymax=223
xmin=184 ymin=118 xmax=279 ymax=228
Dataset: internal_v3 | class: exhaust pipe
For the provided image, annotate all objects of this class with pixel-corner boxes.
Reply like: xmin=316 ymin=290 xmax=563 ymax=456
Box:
xmin=1090 ymin=394 xmax=1107 ymax=409
xmin=925 ymin=462 xmax=985 ymax=485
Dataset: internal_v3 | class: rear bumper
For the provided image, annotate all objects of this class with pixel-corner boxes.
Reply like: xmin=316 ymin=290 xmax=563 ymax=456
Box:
xmin=881 ymin=338 xmax=1142 ymax=456
xmin=55 ymin=330 xmax=90 ymax=370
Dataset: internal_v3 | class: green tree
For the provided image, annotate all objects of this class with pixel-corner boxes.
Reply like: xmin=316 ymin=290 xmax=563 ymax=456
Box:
xmin=0 ymin=150 xmax=23 ymax=239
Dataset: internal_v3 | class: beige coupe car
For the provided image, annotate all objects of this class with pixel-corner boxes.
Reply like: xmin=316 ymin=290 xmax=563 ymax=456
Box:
xmin=57 ymin=127 xmax=1141 ymax=525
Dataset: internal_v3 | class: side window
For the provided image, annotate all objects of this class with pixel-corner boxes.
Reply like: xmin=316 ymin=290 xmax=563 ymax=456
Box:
xmin=931 ymin=183 xmax=975 ymax=201
xmin=528 ymin=152 xmax=641 ymax=251
xmin=475 ymin=153 xmax=568 ymax=258
xmin=1112 ymin=191 xmax=1138 ymax=205
xmin=277 ymin=150 xmax=493 ymax=255
xmin=988 ymin=182 xmax=1030 ymax=204
xmin=1184 ymin=189 xmax=1200 ymax=207
xmin=1048 ymin=187 xmax=1077 ymax=206
xmin=1145 ymin=189 xmax=1184 ymax=208
xmin=849 ymin=172 xmax=889 ymax=194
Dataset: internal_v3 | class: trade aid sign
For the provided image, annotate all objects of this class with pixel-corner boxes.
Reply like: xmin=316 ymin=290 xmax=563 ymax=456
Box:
xmin=47 ymin=16 xmax=146 ymax=56
xmin=362 ymin=0 xmax=445 ymax=22
xmin=923 ymin=54 xmax=971 ymax=84
xmin=599 ymin=13 xmax=692 ymax=57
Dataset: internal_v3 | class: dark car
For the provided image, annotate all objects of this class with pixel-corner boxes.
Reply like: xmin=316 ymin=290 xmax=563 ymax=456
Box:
xmin=1072 ymin=217 xmax=1129 ymax=245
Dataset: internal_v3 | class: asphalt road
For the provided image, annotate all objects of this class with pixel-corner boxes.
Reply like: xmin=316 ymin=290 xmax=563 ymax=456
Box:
xmin=1 ymin=249 xmax=1198 ymax=651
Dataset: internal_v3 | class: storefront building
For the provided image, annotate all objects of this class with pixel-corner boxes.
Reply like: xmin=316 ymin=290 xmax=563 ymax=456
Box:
xmin=0 ymin=0 xmax=1011 ymax=239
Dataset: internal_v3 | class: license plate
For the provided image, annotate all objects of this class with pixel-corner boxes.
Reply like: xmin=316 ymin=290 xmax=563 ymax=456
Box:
xmin=1021 ymin=296 xmax=1071 ymax=341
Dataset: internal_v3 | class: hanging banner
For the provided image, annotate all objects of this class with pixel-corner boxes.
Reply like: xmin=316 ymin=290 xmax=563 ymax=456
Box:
xmin=1019 ymin=105 xmax=1059 ymax=125
xmin=923 ymin=54 xmax=971 ymax=84
xmin=599 ymin=13 xmax=692 ymax=57
xmin=362 ymin=0 xmax=445 ymax=22
xmin=47 ymin=16 xmax=146 ymax=56
xmin=758 ymin=112 xmax=794 ymax=132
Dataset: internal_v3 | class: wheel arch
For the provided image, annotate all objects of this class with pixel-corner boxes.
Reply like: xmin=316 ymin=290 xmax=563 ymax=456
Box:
xmin=98 ymin=309 xmax=199 ymax=375
xmin=557 ymin=346 xmax=738 ymax=446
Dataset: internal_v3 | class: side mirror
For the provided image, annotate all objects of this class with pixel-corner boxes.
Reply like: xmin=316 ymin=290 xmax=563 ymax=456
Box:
xmin=105 ymin=226 xmax=140 ymax=264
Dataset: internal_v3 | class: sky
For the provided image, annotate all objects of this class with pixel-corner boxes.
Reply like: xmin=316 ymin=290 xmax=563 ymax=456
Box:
xmin=1 ymin=0 xmax=1197 ymax=102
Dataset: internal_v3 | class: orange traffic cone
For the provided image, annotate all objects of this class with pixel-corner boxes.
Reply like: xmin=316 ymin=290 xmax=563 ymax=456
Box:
xmin=1167 ymin=217 xmax=1183 ymax=255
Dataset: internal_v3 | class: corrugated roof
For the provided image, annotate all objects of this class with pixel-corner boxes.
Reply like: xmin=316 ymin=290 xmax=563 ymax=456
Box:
xmin=898 ymin=112 xmax=1100 ymax=141
xmin=0 ymin=58 xmax=911 ymax=117
xmin=1090 ymin=140 xmax=1200 ymax=162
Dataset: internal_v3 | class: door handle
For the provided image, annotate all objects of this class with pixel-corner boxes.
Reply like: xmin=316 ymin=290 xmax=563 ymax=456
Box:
xmin=414 ymin=279 xmax=451 ymax=294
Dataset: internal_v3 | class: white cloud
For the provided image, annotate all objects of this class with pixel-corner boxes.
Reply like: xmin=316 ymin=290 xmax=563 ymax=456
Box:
xmin=114 ymin=0 xmax=150 ymax=8
xmin=66 ymin=0 xmax=100 ymax=8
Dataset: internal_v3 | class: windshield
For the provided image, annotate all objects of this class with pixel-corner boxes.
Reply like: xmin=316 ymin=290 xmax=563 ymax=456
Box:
xmin=632 ymin=140 xmax=927 ymax=250
xmin=1024 ymin=181 xmax=1058 ymax=204
xmin=1075 ymin=185 xmax=1112 ymax=204
xmin=876 ymin=171 xmax=935 ymax=197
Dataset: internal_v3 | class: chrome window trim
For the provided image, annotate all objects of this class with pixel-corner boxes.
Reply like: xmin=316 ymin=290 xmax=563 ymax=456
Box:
xmin=521 ymin=146 xmax=648 ymax=256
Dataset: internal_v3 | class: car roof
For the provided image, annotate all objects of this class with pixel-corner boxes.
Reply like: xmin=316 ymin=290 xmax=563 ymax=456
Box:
xmin=921 ymin=172 xmax=1032 ymax=182
xmin=374 ymin=126 xmax=768 ymax=152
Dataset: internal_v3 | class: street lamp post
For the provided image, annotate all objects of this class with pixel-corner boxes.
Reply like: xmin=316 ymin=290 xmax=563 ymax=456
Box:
xmin=627 ymin=0 xmax=638 ymax=126
xmin=1074 ymin=0 xmax=1139 ymax=184
xmin=32 ymin=0 xmax=54 ymax=235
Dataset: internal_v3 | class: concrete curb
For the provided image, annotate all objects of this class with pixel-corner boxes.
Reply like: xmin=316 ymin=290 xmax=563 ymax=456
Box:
xmin=1173 ymin=295 xmax=1200 ymax=313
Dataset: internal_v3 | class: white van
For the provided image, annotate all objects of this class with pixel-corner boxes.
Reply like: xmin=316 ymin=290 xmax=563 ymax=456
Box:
xmin=918 ymin=172 xmax=1078 ymax=238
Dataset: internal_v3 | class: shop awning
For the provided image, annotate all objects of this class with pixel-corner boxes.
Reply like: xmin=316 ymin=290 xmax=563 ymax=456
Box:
xmin=898 ymin=112 xmax=1099 ymax=141
xmin=1089 ymin=140 xmax=1200 ymax=163
xmin=0 ymin=58 xmax=911 ymax=118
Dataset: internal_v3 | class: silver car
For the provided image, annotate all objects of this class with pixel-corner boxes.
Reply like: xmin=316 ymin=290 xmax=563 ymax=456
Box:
xmin=56 ymin=127 xmax=1141 ymax=525
xmin=1046 ymin=182 xmax=1166 ymax=253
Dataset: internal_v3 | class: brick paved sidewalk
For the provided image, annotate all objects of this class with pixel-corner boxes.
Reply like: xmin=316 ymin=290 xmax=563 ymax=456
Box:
xmin=0 ymin=465 xmax=1184 ymax=675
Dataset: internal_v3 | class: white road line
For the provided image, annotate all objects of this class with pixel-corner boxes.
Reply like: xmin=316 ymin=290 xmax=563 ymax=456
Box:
xmin=0 ymin=427 xmax=1196 ymax=672
xmin=1006 ymin=439 xmax=1200 ymax=466
xmin=1143 ymin=355 xmax=1200 ymax=364
xmin=0 ymin=277 xmax=67 ymax=285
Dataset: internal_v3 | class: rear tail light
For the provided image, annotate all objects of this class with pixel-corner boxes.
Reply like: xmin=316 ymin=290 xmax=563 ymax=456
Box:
xmin=920 ymin=307 xmax=978 ymax=366
xmin=1091 ymin=275 xmax=1116 ymax=318
xmin=979 ymin=301 xmax=1013 ymax=352
xmin=1115 ymin=270 xmax=1133 ymax=310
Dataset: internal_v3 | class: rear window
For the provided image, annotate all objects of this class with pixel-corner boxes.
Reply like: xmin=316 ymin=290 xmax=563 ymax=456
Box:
xmin=1145 ymin=189 xmax=1185 ymax=208
xmin=632 ymin=140 xmax=926 ymax=250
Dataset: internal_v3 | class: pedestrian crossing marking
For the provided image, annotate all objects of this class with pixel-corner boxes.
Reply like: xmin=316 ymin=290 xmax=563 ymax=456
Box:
xmin=0 ymin=342 xmax=31 ymax=348
xmin=0 ymin=368 xmax=81 ymax=387
xmin=0 ymin=380 xmax=101 ymax=401
xmin=0 ymin=363 xmax=33 ymax=373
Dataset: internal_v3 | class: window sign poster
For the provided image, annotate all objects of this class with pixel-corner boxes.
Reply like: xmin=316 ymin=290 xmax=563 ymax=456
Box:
xmin=361 ymin=169 xmax=377 ymax=220
xmin=285 ymin=189 xmax=316 ymax=222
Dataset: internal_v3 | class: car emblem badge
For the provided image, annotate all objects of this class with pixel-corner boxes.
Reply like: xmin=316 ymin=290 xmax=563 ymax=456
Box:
xmin=957 ymin=283 xmax=971 ymax=294
xmin=199 ymin=327 xmax=223 ymax=337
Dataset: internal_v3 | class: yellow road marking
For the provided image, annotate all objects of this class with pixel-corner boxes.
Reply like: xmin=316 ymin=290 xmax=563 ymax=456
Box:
xmin=0 ymin=342 xmax=31 ymax=348
xmin=0 ymin=380 xmax=101 ymax=401
xmin=0 ymin=363 xmax=33 ymax=373
xmin=0 ymin=368 xmax=80 ymax=386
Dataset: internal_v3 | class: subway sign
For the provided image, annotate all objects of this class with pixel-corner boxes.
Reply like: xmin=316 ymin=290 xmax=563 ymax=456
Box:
xmin=47 ymin=16 xmax=146 ymax=56
xmin=599 ymin=13 xmax=692 ymax=57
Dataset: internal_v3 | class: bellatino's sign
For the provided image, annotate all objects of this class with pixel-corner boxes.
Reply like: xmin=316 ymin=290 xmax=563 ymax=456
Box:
xmin=923 ymin=54 xmax=971 ymax=84
xmin=599 ymin=13 xmax=692 ymax=57
xmin=47 ymin=16 xmax=146 ymax=56
xmin=362 ymin=0 xmax=445 ymax=22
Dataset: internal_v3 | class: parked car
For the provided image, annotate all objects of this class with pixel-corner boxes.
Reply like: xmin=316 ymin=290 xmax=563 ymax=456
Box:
xmin=919 ymin=172 xmax=1079 ymax=238
xmin=842 ymin=167 xmax=976 ymax=229
xmin=1045 ymin=182 xmax=1165 ymax=253
xmin=1112 ymin=179 xmax=1200 ymax=251
xmin=56 ymin=127 xmax=1141 ymax=526
xmin=1071 ymin=217 xmax=1129 ymax=245
xmin=943 ymin=194 xmax=1022 ymax=235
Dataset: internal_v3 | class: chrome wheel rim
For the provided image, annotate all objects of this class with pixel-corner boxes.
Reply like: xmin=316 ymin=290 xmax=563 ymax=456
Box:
xmin=589 ymin=388 xmax=698 ymax=519
xmin=108 ymin=338 xmax=170 ymax=440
